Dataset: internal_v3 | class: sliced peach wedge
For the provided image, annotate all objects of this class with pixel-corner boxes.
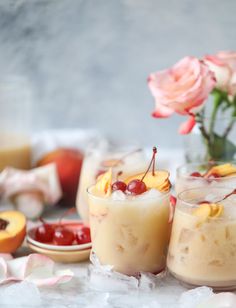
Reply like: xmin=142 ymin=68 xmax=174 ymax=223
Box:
xmin=193 ymin=202 xmax=224 ymax=226
xmin=124 ymin=170 xmax=171 ymax=193
xmin=204 ymin=163 xmax=236 ymax=178
xmin=95 ymin=168 xmax=112 ymax=196
xmin=0 ymin=210 xmax=26 ymax=253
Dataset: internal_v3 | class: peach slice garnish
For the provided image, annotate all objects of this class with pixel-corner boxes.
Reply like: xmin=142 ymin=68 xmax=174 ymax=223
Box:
xmin=124 ymin=170 xmax=170 ymax=192
xmin=205 ymin=163 xmax=236 ymax=178
xmin=95 ymin=168 xmax=112 ymax=196
xmin=210 ymin=203 xmax=224 ymax=218
xmin=193 ymin=204 xmax=211 ymax=221
xmin=101 ymin=159 xmax=123 ymax=168
xmin=193 ymin=203 xmax=224 ymax=225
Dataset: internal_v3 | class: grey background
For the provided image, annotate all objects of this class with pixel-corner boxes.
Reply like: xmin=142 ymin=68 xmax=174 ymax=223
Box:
xmin=0 ymin=0 xmax=235 ymax=147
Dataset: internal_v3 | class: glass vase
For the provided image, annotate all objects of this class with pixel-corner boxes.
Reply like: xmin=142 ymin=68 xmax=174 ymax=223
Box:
xmin=184 ymin=116 xmax=236 ymax=163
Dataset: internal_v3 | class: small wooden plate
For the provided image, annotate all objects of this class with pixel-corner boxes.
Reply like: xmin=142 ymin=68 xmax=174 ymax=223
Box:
xmin=27 ymin=242 xmax=91 ymax=263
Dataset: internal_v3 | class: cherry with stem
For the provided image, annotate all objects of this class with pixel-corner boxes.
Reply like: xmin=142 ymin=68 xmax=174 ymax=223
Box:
xmin=127 ymin=147 xmax=157 ymax=195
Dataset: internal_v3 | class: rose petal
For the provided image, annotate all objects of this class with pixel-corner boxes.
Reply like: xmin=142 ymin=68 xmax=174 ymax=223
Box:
xmin=0 ymin=254 xmax=13 ymax=261
xmin=178 ymin=116 xmax=196 ymax=134
xmin=0 ymin=254 xmax=73 ymax=286
xmin=152 ymin=101 xmax=174 ymax=118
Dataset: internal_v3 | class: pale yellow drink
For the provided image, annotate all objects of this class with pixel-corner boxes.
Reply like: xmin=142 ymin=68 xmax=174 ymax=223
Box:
xmin=0 ymin=133 xmax=31 ymax=171
xmin=88 ymin=187 xmax=171 ymax=275
xmin=77 ymin=149 xmax=147 ymax=223
xmin=167 ymin=187 xmax=236 ymax=290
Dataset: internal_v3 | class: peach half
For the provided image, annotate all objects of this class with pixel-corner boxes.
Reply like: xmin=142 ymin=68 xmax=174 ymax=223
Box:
xmin=0 ymin=211 xmax=26 ymax=253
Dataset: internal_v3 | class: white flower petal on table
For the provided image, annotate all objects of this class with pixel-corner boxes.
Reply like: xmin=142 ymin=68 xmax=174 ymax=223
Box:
xmin=0 ymin=257 xmax=8 ymax=283
xmin=0 ymin=254 xmax=73 ymax=286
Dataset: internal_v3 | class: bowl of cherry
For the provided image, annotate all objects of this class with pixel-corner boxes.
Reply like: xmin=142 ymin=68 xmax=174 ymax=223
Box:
xmin=27 ymin=219 xmax=92 ymax=252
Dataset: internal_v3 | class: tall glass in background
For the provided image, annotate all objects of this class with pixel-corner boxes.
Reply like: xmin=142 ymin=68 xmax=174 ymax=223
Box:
xmin=76 ymin=145 xmax=148 ymax=223
xmin=0 ymin=76 xmax=32 ymax=171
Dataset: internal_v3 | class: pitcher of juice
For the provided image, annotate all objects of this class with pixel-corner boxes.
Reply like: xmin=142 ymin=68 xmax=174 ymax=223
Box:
xmin=0 ymin=76 xmax=32 ymax=171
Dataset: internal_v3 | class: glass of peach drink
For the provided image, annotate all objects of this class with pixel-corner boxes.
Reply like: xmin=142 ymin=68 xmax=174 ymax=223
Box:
xmin=175 ymin=162 xmax=236 ymax=195
xmin=167 ymin=186 xmax=236 ymax=290
xmin=87 ymin=147 xmax=172 ymax=275
xmin=77 ymin=146 xmax=147 ymax=224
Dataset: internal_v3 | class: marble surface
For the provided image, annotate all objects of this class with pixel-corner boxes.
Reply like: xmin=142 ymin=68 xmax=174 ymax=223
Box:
xmin=5 ymin=247 xmax=190 ymax=308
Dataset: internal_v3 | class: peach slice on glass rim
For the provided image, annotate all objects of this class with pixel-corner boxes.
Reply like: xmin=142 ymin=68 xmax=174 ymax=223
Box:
xmin=101 ymin=159 xmax=123 ymax=168
xmin=205 ymin=163 xmax=236 ymax=178
xmin=95 ymin=168 xmax=112 ymax=196
xmin=124 ymin=170 xmax=171 ymax=192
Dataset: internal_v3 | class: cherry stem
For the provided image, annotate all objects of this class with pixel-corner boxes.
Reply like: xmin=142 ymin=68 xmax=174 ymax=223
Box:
xmin=112 ymin=148 xmax=142 ymax=167
xmin=58 ymin=207 xmax=77 ymax=225
xmin=141 ymin=147 xmax=157 ymax=182
xmin=116 ymin=171 xmax=123 ymax=181
xmin=39 ymin=217 xmax=47 ymax=225
xmin=220 ymin=188 xmax=236 ymax=202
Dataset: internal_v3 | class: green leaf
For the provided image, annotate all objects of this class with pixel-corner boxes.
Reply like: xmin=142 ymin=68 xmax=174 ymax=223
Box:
xmin=208 ymin=133 xmax=236 ymax=161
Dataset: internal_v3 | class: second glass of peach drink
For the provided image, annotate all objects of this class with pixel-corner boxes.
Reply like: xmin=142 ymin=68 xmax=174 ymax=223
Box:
xmin=167 ymin=186 xmax=236 ymax=290
xmin=87 ymin=147 xmax=172 ymax=275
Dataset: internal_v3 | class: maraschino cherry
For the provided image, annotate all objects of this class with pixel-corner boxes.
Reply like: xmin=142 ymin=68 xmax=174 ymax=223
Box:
xmin=35 ymin=208 xmax=77 ymax=245
xmin=53 ymin=227 xmax=75 ymax=246
xmin=76 ymin=226 xmax=91 ymax=244
xmin=112 ymin=171 xmax=127 ymax=192
xmin=35 ymin=218 xmax=55 ymax=243
xmin=127 ymin=147 xmax=157 ymax=195
xmin=190 ymin=172 xmax=202 ymax=177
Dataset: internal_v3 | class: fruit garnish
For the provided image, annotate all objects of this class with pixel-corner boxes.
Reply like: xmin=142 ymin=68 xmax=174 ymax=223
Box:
xmin=193 ymin=202 xmax=224 ymax=225
xmin=204 ymin=163 xmax=236 ymax=178
xmin=75 ymin=226 xmax=91 ymax=244
xmin=193 ymin=204 xmax=212 ymax=221
xmin=101 ymin=159 xmax=122 ymax=168
xmin=210 ymin=203 xmax=224 ymax=218
xmin=112 ymin=181 xmax=127 ymax=192
xmin=126 ymin=171 xmax=170 ymax=192
xmin=125 ymin=147 xmax=171 ymax=194
xmin=190 ymin=172 xmax=202 ymax=177
xmin=95 ymin=169 xmax=106 ymax=179
xmin=95 ymin=168 xmax=112 ymax=196
xmin=127 ymin=179 xmax=147 ymax=195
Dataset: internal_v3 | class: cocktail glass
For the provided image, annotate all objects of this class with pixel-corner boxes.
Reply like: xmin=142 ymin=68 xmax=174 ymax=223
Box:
xmin=87 ymin=185 xmax=171 ymax=275
xmin=167 ymin=187 xmax=236 ymax=290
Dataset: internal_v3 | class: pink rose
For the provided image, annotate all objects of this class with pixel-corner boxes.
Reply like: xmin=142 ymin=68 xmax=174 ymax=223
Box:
xmin=148 ymin=57 xmax=216 ymax=134
xmin=204 ymin=51 xmax=236 ymax=95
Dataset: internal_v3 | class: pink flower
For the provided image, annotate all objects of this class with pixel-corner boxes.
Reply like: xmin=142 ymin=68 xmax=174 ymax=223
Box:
xmin=148 ymin=57 xmax=216 ymax=134
xmin=204 ymin=51 xmax=236 ymax=95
